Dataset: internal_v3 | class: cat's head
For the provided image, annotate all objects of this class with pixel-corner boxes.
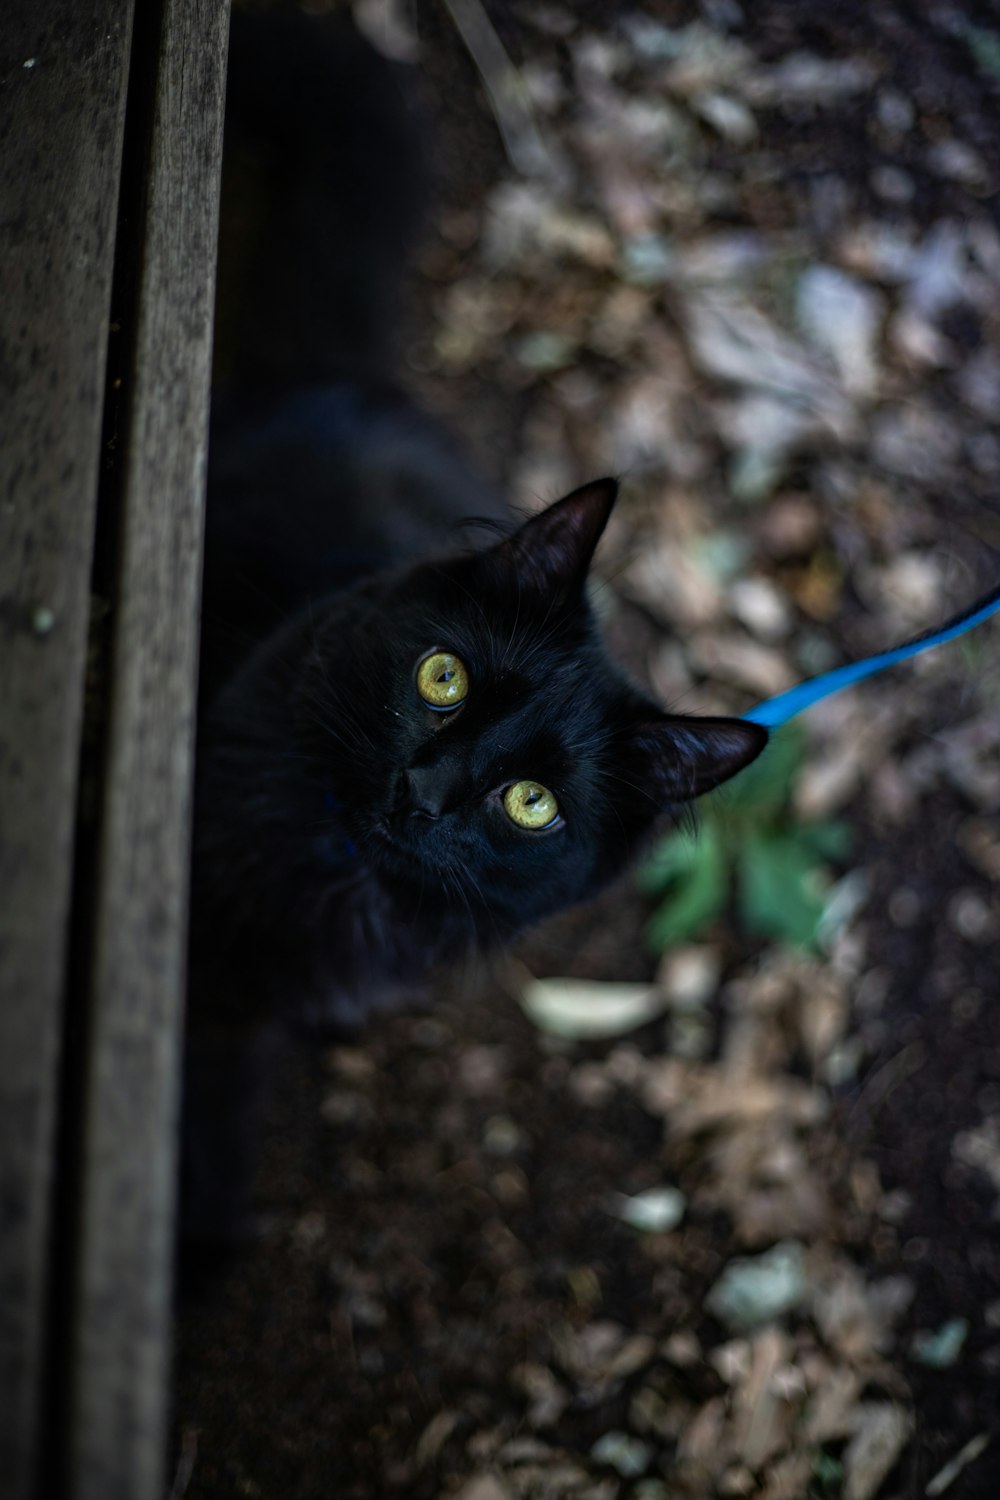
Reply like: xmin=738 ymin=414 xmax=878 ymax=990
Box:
xmin=299 ymin=479 xmax=767 ymax=938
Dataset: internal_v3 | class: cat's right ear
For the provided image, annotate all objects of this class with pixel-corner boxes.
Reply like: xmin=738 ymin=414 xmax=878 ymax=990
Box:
xmin=495 ymin=478 xmax=619 ymax=605
xmin=623 ymin=713 xmax=770 ymax=806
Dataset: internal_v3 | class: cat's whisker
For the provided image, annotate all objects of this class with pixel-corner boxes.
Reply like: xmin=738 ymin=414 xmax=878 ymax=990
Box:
xmin=443 ymin=860 xmax=497 ymax=947
xmin=592 ymin=764 xmax=669 ymax=809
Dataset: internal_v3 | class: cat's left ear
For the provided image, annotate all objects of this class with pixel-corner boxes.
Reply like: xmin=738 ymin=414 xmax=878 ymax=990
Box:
xmin=497 ymin=478 xmax=618 ymax=603
xmin=624 ymin=714 xmax=769 ymax=804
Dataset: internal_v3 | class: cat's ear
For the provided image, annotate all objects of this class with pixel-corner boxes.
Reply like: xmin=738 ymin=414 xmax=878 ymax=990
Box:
xmin=497 ymin=478 xmax=618 ymax=602
xmin=625 ymin=714 xmax=769 ymax=804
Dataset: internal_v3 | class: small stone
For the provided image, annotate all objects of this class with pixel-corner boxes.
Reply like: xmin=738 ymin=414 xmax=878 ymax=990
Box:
xmin=609 ymin=1187 xmax=686 ymax=1233
xmin=513 ymin=331 xmax=576 ymax=372
xmin=31 ymin=605 xmax=55 ymax=635
xmin=880 ymin=551 xmax=942 ymax=621
xmin=948 ymin=888 xmax=999 ymax=943
xmin=621 ymin=17 xmax=684 ymax=61
xmin=705 ymin=1242 xmax=808 ymax=1334
xmin=620 ymin=233 xmax=675 ymax=286
xmin=728 ymin=445 xmax=788 ymax=504
xmin=657 ymin=945 xmax=722 ymax=1010
xmin=590 ymin=1431 xmax=652 ymax=1478
xmin=910 ymin=1317 xmax=969 ymax=1369
xmin=694 ymin=91 xmax=757 ymax=144
xmin=729 ymin=576 xmax=792 ymax=640
xmin=482 ymin=1115 xmax=525 ymax=1156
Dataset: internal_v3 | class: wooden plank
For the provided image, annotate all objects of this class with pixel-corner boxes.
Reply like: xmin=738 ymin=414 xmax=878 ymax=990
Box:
xmin=66 ymin=2 xmax=230 ymax=1496
xmin=0 ymin=6 xmax=135 ymax=1497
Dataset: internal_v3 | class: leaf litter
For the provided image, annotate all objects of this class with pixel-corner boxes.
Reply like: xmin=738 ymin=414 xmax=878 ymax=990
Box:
xmin=173 ymin=2 xmax=1000 ymax=1498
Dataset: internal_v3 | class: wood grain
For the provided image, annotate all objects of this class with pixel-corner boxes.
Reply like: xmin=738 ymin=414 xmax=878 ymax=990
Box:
xmin=62 ymin=2 xmax=230 ymax=1500
xmin=0 ymin=7 xmax=134 ymax=1496
xmin=66 ymin=2 xmax=229 ymax=1495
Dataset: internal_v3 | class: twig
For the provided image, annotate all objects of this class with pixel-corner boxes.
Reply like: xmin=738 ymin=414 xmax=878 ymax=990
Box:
xmin=439 ymin=0 xmax=556 ymax=179
xmin=925 ymin=1432 xmax=991 ymax=1497
xmin=167 ymin=1425 xmax=199 ymax=1500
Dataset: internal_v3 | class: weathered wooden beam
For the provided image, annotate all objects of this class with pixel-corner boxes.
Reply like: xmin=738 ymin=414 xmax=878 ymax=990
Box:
xmin=66 ymin=2 xmax=229 ymax=1496
xmin=0 ymin=7 xmax=135 ymax=1496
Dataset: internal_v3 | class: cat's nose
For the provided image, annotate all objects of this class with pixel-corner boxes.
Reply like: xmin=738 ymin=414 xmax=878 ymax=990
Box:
xmin=400 ymin=765 xmax=448 ymax=819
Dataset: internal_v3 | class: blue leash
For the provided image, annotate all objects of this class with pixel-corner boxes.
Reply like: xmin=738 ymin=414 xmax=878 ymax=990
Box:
xmin=743 ymin=582 xmax=1000 ymax=730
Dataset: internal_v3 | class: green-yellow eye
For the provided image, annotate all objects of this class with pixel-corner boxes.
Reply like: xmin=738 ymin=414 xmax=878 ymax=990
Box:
xmin=416 ymin=650 xmax=469 ymax=710
xmin=503 ymin=780 xmax=560 ymax=830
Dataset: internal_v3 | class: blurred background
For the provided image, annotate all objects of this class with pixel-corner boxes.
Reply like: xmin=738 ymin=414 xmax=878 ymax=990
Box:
xmin=174 ymin=2 xmax=1000 ymax=1497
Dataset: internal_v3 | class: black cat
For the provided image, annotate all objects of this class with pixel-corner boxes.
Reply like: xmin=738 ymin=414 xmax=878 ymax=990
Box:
xmin=183 ymin=9 xmax=766 ymax=1240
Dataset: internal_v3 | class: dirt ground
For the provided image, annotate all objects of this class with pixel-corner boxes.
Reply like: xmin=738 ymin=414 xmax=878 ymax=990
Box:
xmin=172 ymin=2 xmax=1000 ymax=1496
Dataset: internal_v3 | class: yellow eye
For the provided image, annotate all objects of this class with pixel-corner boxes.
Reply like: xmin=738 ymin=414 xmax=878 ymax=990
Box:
xmin=503 ymin=780 xmax=560 ymax=830
xmin=416 ymin=650 xmax=469 ymax=710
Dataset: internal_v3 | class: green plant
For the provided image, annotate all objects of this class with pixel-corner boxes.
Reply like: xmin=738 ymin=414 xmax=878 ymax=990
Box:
xmin=639 ymin=724 xmax=851 ymax=951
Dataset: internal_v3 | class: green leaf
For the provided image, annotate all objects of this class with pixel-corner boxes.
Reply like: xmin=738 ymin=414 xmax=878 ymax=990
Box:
xmin=646 ymin=824 xmax=728 ymax=950
xmin=637 ymin=718 xmax=857 ymax=955
xmin=708 ymin=724 xmax=804 ymax=820
xmin=636 ymin=829 xmax=701 ymax=895
xmin=963 ymin=24 xmax=1000 ymax=78
xmin=811 ymin=1451 xmax=844 ymax=1492
xmin=797 ymin=819 xmax=852 ymax=862
xmin=737 ymin=829 xmax=827 ymax=948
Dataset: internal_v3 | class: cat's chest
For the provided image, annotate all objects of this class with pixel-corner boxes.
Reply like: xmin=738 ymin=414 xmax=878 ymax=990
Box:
xmin=295 ymin=852 xmax=467 ymax=1032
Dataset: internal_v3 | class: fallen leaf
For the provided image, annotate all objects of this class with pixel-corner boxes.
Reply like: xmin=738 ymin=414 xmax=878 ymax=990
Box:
xmin=518 ymin=975 xmax=667 ymax=1039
